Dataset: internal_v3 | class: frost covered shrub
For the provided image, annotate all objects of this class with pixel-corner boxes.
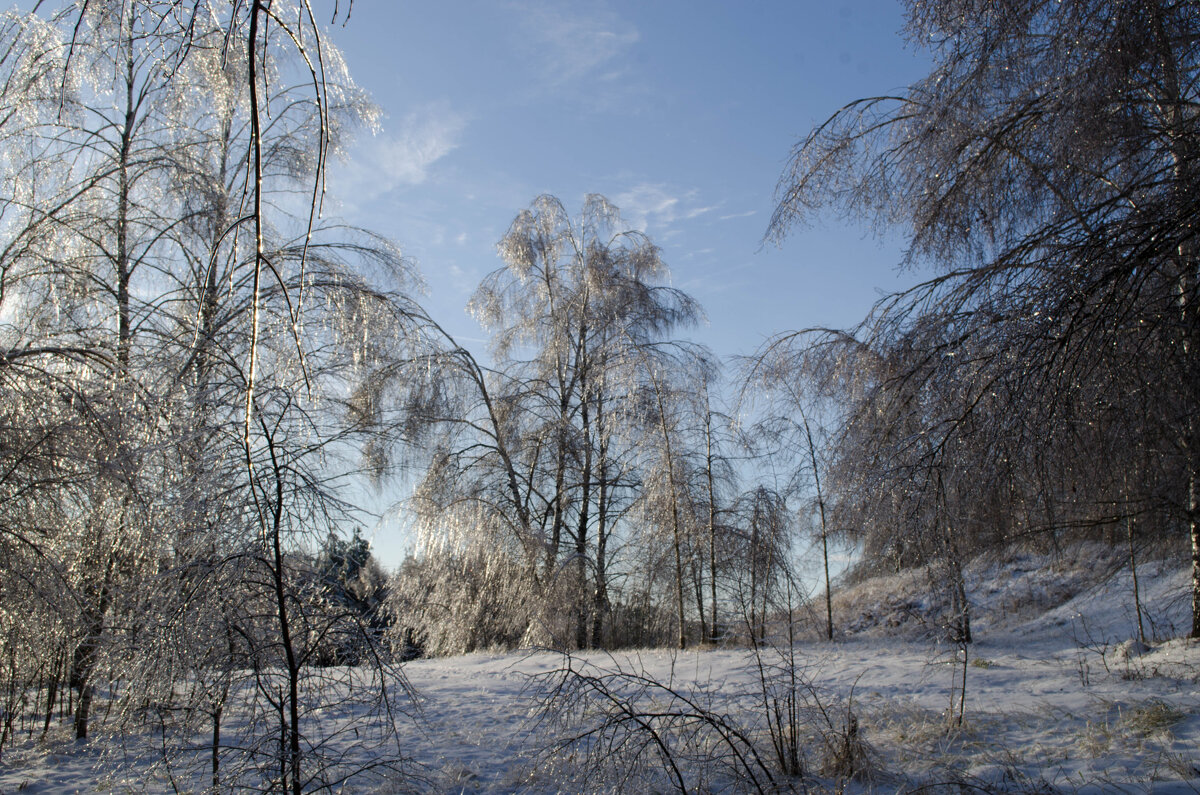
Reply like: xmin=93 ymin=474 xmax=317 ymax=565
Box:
xmin=530 ymin=652 xmax=782 ymax=794
xmin=603 ymin=600 xmax=678 ymax=649
xmin=388 ymin=548 xmax=539 ymax=656
xmin=389 ymin=547 xmax=695 ymax=655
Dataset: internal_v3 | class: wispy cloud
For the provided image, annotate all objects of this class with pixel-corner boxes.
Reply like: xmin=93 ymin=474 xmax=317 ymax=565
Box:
xmin=378 ymin=110 xmax=465 ymax=186
xmin=337 ymin=102 xmax=466 ymax=206
xmin=613 ymin=183 xmax=716 ymax=232
xmin=512 ymin=1 xmax=640 ymax=93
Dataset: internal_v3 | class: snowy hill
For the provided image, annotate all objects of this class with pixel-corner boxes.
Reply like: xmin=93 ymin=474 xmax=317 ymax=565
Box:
xmin=830 ymin=542 xmax=1194 ymax=644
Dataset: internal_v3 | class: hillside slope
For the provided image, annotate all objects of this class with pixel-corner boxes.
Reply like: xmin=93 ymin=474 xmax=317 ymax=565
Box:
xmin=827 ymin=541 xmax=1192 ymax=646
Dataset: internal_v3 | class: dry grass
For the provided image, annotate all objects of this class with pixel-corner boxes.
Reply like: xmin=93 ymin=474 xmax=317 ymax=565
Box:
xmin=1120 ymin=699 xmax=1185 ymax=737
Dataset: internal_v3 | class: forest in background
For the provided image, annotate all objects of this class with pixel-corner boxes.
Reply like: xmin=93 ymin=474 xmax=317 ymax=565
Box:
xmin=0 ymin=0 xmax=1196 ymax=791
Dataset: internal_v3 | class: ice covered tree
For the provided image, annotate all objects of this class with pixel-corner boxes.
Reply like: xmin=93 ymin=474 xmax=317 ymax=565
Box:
xmin=399 ymin=194 xmax=703 ymax=652
xmin=0 ymin=0 xmax=425 ymax=787
xmin=770 ymin=0 xmax=1200 ymax=636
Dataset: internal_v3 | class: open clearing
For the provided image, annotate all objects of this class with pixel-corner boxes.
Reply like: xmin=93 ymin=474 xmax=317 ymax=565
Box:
xmin=2 ymin=547 xmax=1198 ymax=793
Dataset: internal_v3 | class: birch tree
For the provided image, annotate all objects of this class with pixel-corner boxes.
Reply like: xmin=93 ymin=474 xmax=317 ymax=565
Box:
xmin=400 ymin=194 xmax=702 ymax=652
xmin=771 ymin=0 xmax=1200 ymax=636
xmin=0 ymin=1 xmax=424 ymax=786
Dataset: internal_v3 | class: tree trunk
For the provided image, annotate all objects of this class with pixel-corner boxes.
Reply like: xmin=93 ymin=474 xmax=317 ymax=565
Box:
xmin=704 ymin=407 xmax=719 ymax=644
xmin=952 ymin=558 xmax=971 ymax=644
xmin=691 ymin=553 xmax=705 ymax=642
xmin=1191 ymin=474 xmax=1200 ymax=639
xmin=574 ymin=397 xmax=592 ymax=650
xmin=748 ymin=505 xmax=761 ymax=641
xmin=1128 ymin=511 xmax=1147 ymax=645
xmin=268 ymin=474 xmax=302 ymax=795
xmin=650 ymin=369 xmax=687 ymax=650
xmin=1151 ymin=0 xmax=1200 ymax=639
xmin=800 ymin=412 xmax=833 ymax=641
xmin=591 ymin=434 xmax=610 ymax=649
xmin=73 ymin=548 xmax=116 ymax=740
xmin=211 ymin=703 xmax=222 ymax=791
xmin=42 ymin=650 xmax=60 ymax=738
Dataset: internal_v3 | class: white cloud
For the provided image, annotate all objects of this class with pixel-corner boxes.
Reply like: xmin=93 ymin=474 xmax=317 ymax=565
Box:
xmin=513 ymin=2 xmax=639 ymax=89
xmin=377 ymin=103 xmax=466 ymax=187
xmin=338 ymin=102 xmax=466 ymax=204
xmin=613 ymin=183 xmax=715 ymax=232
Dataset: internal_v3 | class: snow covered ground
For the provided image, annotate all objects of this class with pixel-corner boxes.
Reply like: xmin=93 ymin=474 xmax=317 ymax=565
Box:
xmin=2 ymin=544 xmax=1198 ymax=793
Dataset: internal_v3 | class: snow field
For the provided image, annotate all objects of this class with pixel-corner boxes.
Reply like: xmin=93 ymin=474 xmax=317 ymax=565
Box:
xmin=2 ymin=544 xmax=1198 ymax=793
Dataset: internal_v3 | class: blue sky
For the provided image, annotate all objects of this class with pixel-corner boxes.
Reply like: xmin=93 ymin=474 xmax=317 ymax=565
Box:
xmin=323 ymin=1 xmax=930 ymax=565
xmin=327 ymin=1 xmax=929 ymax=361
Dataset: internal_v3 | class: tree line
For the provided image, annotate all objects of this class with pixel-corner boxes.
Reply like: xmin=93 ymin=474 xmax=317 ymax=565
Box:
xmin=390 ymin=0 xmax=1200 ymax=655
xmin=388 ymin=194 xmax=805 ymax=656
xmin=0 ymin=0 xmax=805 ymax=785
